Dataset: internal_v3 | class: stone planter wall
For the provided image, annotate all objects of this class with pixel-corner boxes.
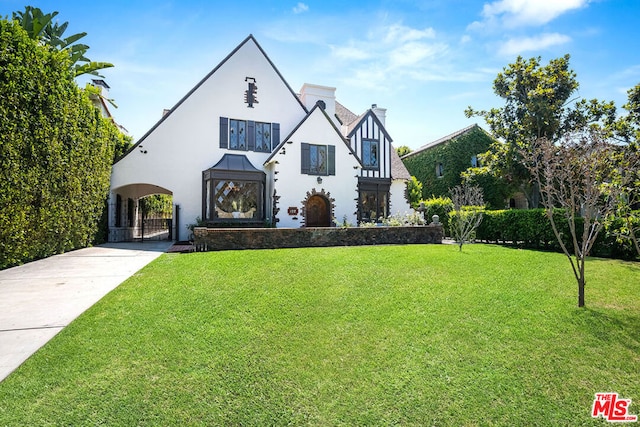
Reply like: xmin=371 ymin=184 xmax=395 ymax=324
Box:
xmin=193 ymin=225 xmax=443 ymax=251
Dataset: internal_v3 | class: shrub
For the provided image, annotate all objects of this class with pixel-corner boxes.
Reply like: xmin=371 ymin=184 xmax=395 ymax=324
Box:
xmin=0 ymin=21 xmax=120 ymax=269
xmin=419 ymin=196 xmax=453 ymax=235
xmin=474 ymin=209 xmax=639 ymax=260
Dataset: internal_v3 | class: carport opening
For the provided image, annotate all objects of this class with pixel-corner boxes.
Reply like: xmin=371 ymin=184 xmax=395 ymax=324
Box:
xmin=110 ymin=184 xmax=174 ymax=242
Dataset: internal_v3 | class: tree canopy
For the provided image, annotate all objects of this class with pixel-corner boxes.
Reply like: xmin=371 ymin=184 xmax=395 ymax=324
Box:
xmin=465 ymin=55 xmax=617 ymax=207
xmin=11 ymin=6 xmax=113 ymax=77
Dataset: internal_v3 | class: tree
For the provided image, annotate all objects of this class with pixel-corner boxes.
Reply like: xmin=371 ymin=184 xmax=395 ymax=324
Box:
xmin=12 ymin=6 xmax=113 ymax=77
xmin=466 ymin=55 xmax=616 ymax=207
xmin=406 ymin=176 xmax=423 ymax=209
xmin=603 ymin=84 xmax=640 ymax=258
xmin=396 ymin=145 xmax=412 ymax=157
xmin=449 ymin=184 xmax=484 ymax=251
xmin=521 ymin=130 xmax=624 ymax=307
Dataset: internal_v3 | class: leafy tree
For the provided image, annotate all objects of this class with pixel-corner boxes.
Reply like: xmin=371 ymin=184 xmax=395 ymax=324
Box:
xmin=449 ymin=184 xmax=484 ymax=251
xmin=395 ymin=145 xmax=412 ymax=157
xmin=12 ymin=6 xmax=113 ymax=77
xmin=466 ymin=55 xmax=616 ymax=207
xmin=521 ymin=130 xmax=625 ymax=307
xmin=406 ymin=176 xmax=423 ymax=209
xmin=0 ymin=20 xmax=120 ymax=268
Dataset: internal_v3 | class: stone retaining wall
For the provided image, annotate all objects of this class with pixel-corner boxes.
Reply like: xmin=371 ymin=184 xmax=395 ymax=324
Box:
xmin=193 ymin=225 xmax=443 ymax=251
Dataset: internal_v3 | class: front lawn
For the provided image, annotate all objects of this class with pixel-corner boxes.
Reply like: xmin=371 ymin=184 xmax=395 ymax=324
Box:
xmin=0 ymin=244 xmax=638 ymax=425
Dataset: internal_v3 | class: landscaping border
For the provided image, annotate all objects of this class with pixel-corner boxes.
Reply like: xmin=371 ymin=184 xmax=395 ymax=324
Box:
xmin=193 ymin=225 xmax=443 ymax=251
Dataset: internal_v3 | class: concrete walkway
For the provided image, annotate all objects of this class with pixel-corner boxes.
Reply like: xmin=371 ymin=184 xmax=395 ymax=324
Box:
xmin=0 ymin=241 xmax=172 ymax=382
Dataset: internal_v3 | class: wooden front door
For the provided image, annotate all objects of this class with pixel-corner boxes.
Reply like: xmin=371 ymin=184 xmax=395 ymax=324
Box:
xmin=306 ymin=195 xmax=330 ymax=227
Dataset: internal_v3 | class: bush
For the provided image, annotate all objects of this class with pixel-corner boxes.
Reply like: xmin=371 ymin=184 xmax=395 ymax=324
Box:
xmin=0 ymin=21 xmax=120 ymax=269
xmin=419 ymin=196 xmax=453 ymax=235
xmin=474 ymin=209 xmax=639 ymax=260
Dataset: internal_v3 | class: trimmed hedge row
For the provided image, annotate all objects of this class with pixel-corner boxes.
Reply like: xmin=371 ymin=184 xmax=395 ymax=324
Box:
xmin=474 ymin=209 xmax=639 ymax=260
xmin=0 ymin=21 xmax=124 ymax=269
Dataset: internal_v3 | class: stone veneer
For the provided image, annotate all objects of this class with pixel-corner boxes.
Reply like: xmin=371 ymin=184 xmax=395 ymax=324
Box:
xmin=193 ymin=225 xmax=443 ymax=251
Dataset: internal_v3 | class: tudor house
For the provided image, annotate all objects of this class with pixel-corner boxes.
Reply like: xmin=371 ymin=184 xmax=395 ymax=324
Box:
xmin=108 ymin=35 xmax=410 ymax=242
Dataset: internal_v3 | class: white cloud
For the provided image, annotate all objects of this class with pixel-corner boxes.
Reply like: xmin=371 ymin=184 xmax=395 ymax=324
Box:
xmin=293 ymin=2 xmax=309 ymax=14
xmin=330 ymin=44 xmax=372 ymax=61
xmin=382 ymin=24 xmax=436 ymax=44
xmin=498 ymin=33 xmax=572 ymax=56
xmin=480 ymin=0 xmax=590 ymax=27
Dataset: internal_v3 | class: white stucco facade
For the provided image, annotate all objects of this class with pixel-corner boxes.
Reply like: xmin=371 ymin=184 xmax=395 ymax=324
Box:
xmin=108 ymin=35 xmax=410 ymax=241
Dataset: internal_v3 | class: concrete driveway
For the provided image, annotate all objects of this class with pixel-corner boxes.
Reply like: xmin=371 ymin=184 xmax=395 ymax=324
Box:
xmin=0 ymin=241 xmax=172 ymax=382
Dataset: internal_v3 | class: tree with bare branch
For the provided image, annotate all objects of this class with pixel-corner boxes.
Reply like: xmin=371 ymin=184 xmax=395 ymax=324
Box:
xmin=449 ymin=184 xmax=485 ymax=251
xmin=522 ymin=130 xmax=623 ymax=307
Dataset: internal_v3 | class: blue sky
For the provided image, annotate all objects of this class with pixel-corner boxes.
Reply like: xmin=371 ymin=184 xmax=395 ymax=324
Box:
xmin=2 ymin=0 xmax=639 ymax=148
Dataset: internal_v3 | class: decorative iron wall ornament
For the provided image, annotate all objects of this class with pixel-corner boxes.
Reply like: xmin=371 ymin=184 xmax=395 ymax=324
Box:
xmin=244 ymin=77 xmax=258 ymax=108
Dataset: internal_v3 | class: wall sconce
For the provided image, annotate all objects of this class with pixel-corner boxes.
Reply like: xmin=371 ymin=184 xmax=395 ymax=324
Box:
xmin=139 ymin=145 xmax=147 ymax=154
xmin=317 ymin=176 xmax=323 ymax=184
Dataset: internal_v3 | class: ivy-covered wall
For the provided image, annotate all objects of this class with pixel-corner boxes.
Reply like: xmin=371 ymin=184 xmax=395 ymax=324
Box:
xmin=401 ymin=125 xmax=495 ymax=202
xmin=0 ymin=21 xmax=124 ymax=269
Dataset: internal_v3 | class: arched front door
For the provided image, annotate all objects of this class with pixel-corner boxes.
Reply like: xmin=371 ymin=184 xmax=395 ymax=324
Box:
xmin=306 ymin=195 xmax=330 ymax=227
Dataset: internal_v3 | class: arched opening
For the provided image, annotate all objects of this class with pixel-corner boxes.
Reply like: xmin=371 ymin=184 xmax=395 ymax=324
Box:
xmin=110 ymin=183 xmax=173 ymax=242
xmin=305 ymin=195 xmax=331 ymax=227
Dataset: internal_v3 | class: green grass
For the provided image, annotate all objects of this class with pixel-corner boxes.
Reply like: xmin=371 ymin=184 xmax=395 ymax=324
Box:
xmin=0 ymin=244 xmax=638 ymax=426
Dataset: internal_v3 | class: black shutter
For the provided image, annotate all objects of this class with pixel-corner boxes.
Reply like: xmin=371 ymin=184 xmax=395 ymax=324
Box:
xmin=247 ymin=120 xmax=255 ymax=151
xmin=301 ymin=143 xmax=310 ymax=174
xmin=272 ymin=123 xmax=280 ymax=151
xmin=328 ymin=145 xmax=335 ymax=176
xmin=219 ymin=117 xmax=228 ymax=149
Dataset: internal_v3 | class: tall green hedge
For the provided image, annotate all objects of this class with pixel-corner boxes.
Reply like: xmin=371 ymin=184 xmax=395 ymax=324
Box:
xmin=474 ymin=209 xmax=639 ymax=261
xmin=0 ymin=21 xmax=121 ymax=269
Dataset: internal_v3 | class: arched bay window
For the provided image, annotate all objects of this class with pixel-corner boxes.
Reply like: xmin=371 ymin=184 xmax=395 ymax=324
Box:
xmin=202 ymin=154 xmax=266 ymax=223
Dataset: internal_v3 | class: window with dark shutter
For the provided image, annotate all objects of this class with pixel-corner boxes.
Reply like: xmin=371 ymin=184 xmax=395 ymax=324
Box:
xmin=328 ymin=145 xmax=335 ymax=175
xmin=219 ymin=117 xmax=228 ymax=149
xmin=247 ymin=121 xmax=255 ymax=151
xmin=272 ymin=123 xmax=280 ymax=150
xmin=301 ymin=144 xmax=334 ymax=176
xmin=301 ymin=143 xmax=310 ymax=174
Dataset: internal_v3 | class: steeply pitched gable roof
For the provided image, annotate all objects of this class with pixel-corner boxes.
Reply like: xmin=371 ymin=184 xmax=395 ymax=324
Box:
xmin=390 ymin=146 xmax=411 ymax=180
xmin=346 ymin=109 xmax=393 ymax=143
xmin=115 ymin=34 xmax=307 ymax=164
xmin=264 ymin=102 xmax=360 ymax=165
xmin=335 ymin=100 xmax=359 ymax=126
xmin=402 ymin=124 xmax=482 ymax=159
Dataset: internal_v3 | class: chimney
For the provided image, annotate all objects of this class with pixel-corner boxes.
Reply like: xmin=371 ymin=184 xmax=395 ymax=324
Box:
xmin=372 ymin=104 xmax=386 ymax=127
xmin=91 ymin=79 xmax=110 ymax=98
xmin=299 ymin=83 xmax=337 ymax=124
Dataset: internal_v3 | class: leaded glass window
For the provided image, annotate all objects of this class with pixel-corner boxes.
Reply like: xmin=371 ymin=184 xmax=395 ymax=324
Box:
xmin=255 ymin=122 xmax=271 ymax=152
xmin=213 ymin=180 xmax=258 ymax=219
xmin=229 ymin=119 xmax=247 ymax=150
xmin=362 ymin=139 xmax=379 ymax=169
xmin=309 ymin=145 xmax=327 ymax=175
